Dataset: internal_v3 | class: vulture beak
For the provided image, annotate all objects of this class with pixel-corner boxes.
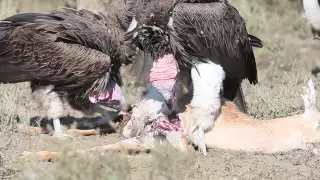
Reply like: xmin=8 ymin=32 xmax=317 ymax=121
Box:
xmin=166 ymin=97 xmax=174 ymax=111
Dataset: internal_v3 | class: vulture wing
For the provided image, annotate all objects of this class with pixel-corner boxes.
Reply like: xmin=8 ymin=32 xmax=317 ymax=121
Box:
xmin=169 ymin=2 xmax=258 ymax=84
xmin=0 ymin=8 xmax=128 ymax=97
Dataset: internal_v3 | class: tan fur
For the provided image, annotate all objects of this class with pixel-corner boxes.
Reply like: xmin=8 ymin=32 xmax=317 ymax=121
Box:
xmin=179 ymin=101 xmax=320 ymax=153
xmin=179 ymin=78 xmax=320 ymax=153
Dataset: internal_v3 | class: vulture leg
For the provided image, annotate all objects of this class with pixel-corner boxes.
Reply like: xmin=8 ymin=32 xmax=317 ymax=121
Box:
xmin=232 ymin=86 xmax=248 ymax=114
xmin=311 ymin=27 xmax=320 ymax=40
xmin=92 ymin=105 xmax=120 ymax=133
xmin=189 ymin=61 xmax=225 ymax=156
xmin=31 ymin=84 xmax=71 ymax=139
xmin=52 ymin=118 xmax=66 ymax=138
xmin=222 ymin=77 xmax=248 ymax=114
xmin=170 ymin=67 xmax=194 ymax=113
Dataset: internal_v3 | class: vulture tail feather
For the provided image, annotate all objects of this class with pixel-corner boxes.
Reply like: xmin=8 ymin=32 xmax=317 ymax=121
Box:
xmin=248 ymin=34 xmax=263 ymax=48
xmin=2 ymin=13 xmax=44 ymax=23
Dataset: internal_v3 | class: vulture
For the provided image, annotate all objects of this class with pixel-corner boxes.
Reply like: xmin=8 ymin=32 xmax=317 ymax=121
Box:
xmin=124 ymin=0 xmax=263 ymax=155
xmin=0 ymin=3 xmax=138 ymax=138
xmin=302 ymin=0 xmax=320 ymax=39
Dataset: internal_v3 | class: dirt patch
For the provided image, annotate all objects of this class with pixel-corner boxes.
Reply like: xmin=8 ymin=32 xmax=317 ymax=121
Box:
xmin=2 ymin=130 xmax=320 ymax=179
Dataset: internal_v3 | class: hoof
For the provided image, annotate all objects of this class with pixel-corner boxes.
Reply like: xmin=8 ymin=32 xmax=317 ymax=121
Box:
xmin=190 ymin=126 xmax=207 ymax=156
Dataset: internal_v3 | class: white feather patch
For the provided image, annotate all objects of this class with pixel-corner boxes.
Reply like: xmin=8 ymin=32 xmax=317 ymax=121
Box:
xmin=126 ymin=17 xmax=138 ymax=33
xmin=168 ymin=16 xmax=174 ymax=29
xmin=303 ymin=0 xmax=320 ymax=29
xmin=190 ymin=60 xmax=225 ymax=132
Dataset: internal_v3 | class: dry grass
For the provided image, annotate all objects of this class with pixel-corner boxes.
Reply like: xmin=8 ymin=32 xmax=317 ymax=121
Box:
xmin=1 ymin=0 xmax=320 ymax=179
xmin=21 ymin=145 xmax=199 ymax=180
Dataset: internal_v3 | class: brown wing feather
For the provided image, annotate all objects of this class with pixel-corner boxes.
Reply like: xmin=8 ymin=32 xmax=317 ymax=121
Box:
xmin=170 ymin=2 xmax=258 ymax=84
xmin=0 ymin=8 xmax=128 ymax=98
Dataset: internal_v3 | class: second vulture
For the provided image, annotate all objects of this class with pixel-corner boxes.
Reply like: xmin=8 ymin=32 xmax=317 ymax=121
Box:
xmin=124 ymin=0 xmax=263 ymax=155
xmin=0 ymin=3 xmax=138 ymax=138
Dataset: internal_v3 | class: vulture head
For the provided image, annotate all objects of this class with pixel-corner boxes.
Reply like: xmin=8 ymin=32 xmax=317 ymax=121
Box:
xmin=123 ymin=0 xmax=176 ymax=59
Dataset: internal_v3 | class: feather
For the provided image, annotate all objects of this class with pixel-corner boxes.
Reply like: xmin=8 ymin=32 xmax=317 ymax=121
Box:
xmin=123 ymin=0 xmax=263 ymax=113
xmin=170 ymin=2 xmax=257 ymax=84
xmin=0 ymin=8 xmax=133 ymax=103
xmin=126 ymin=0 xmax=260 ymax=85
xmin=248 ymin=34 xmax=263 ymax=48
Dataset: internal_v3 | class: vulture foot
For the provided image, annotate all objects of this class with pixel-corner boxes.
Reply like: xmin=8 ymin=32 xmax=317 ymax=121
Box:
xmin=197 ymin=126 xmax=207 ymax=156
xmin=188 ymin=61 xmax=225 ymax=156
xmin=51 ymin=118 xmax=72 ymax=139
xmin=190 ymin=126 xmax=207 ymax=156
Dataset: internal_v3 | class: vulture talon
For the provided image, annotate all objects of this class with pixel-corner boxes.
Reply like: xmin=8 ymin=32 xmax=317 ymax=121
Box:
xmin=191 ymin=126 xmax=207 ymax=156
xmin=190 ymin=125 xmax=207 ymax=156
xmin=198 ymin=126 xmax=207 ymax=156
xmin=52 ymin=118 xmax=71 ymax=139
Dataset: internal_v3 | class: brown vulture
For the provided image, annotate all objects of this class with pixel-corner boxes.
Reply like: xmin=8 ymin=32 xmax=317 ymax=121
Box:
xmin=0 ymin=4 xmax=138 ymax=138
xmin=124 ymin=0 xmax=263 ymax=155
xmin=302 ymin=0 xmax=320 ymax=40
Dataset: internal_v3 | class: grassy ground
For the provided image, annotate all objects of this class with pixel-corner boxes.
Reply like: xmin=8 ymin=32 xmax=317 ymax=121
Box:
xmin=1 ymin=0 xmax=320 ymax=179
